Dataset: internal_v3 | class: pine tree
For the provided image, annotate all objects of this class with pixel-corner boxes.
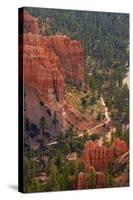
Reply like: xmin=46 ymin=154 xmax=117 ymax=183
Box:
xmin=104 ymin=169 xmax=114 ymax=188
xmin=39 ymin=116 xmax=48 ymax=147
xmin=31 ymin=178 xmax=42 ymax=192
xmin=47 ymin=161 xmax=60 ymax=191
xmin=52 ymin=111 xmax=58 ymax=129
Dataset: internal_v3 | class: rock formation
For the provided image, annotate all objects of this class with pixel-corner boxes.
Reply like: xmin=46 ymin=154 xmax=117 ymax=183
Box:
xmin=22 ymin=32 xmax=84 ymax=88
xmin=69 ymin=175 xmax=77 ymax=190
xmin=81 ymin=139 xmax=128 ymax=172
xmin=112 ymin=138 xmax=128 ymax=157
xmin=75 ymin=139 xmax=128 ymax=189
xmin=96 ymin=172 xmax=105 ymax=188
xmin=21 ymin=11 xmax=84 ymax=87
xmin=49 ymin=35 xmax=84 ymax=87
xmin=114 ymin=172 xmax=129 ymax=187
xmin=22 ymin=33 xmax=65 ymax=107
xmin=19 ymin=11 xmax=40 ymax=34
xmin=77 ymin=172 xmax=86 ymax=190
xmin=77 ymin=171 xmax=105 ymax=190
xmin=81 ymin=141 xmax=114 ymax=172
xmin=20 ymin=11 xmax=129 ymax=190
xmin=19 ymin=11 xmax=86 ymax=135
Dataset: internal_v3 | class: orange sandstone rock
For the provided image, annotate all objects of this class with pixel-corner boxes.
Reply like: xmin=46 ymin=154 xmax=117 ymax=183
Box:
xmin=77 ymin=172 xmax=86 ymax=190
xmin=19 ymin=11 xmax=85 ymax=131
xmin=22 ymin=32 xmax=84 ymax=88
xmin=96 ymin=172 xmax=105 ymax=188
xmin=81 ymin=141 xmax=114 ymax=172
xmin=20 ymin=11 xmax=40 ymax=34
xmin=112 ymin=138 xmax=128 ymax=157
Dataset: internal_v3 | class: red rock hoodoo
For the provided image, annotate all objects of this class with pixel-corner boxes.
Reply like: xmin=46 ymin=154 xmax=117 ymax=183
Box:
xmin=19 ymin=11 xmax=85 ymax=132
xmin=49 ymin=35 xmax=84 ymax=87
xmin=77 ymin=139 xmax=128 ymax=189
xmin=112 ymin=138 xmax=128 ymax=157
xmin=22 ymin=33 xmax=84 ymax=88
xmin=81 ymin=139 xmax=128 ymax=172
xmin=96 ymin=172 xmax=105 ymax=188
xmin=81 ymin=141 xmax=114 ymax=172
xmin=22 ymin=33 xmax=65 ymax=107
xmin=20 ymin=11 xmax=40 ymax=34
xmin=21 ymin=11 xmax=84 ymax=88
xmin=77 ymin=172 xmax=86 ymax=190
xmin=77 ymin=170 xmax=105 ymax=189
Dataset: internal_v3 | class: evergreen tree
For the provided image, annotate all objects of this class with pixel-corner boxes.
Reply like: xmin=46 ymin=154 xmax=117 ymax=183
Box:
xmin=39 ymin=116 xmax=48 ymax=147
xmin=47 ymin=161 xmax=60 ymax=191
xmin=31 ymin=178 xmax=42 ymax=192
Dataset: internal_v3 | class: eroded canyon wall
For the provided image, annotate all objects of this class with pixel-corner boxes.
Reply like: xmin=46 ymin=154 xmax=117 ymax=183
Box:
xmin=20 ymin=11 xmax=85 ymax=132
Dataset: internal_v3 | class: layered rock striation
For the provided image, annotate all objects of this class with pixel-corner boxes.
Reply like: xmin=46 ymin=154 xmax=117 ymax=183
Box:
xmin=112 ymin=138 xmax=128 ymax=157
xmin=20 ymin=11 xmax=85 ymax=132
xmin=77 ymin=171 xmax=105 ymax=189
xmin=75 ymin=139 xmax=128 ymax=189
xmin=19 ymin=11 xmax=40 ymax=34
xmin=22 ymin=33 xmax=84 ymax=88
xmin=81 ymin=141 xmax=113 ymax=172
xmin=81 ymin=139 xmax=128 ymax=172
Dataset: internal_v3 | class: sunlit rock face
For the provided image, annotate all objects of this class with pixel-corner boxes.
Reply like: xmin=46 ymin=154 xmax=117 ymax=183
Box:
xmin=49 ymin=35 xmax=84 ymax=87
xmin=81 ymin=139 xmax=128 ymax=172
xmin=19 ymin=11 xmax=40 ymax=34
xmin=77 ymin=171 xmax=105 ymax=189
xmin=81 ymin=141 xmax=114 ymax=172
xmin=76 ymin=139 xmax=128 ymax=189
xmin=19 ymin=11 xmax=85 ymax=134
xmin=22 ymin=33 xmax=65 ymax=107
xmin=112 ymin=138 xmax=128 ymax=157
xmin=22 ymin=32 xmax=84 ymax=89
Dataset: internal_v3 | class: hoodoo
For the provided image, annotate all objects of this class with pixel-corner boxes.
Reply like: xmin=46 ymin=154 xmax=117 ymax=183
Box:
xmin=20 ymin=11 xmax=86 ymax=133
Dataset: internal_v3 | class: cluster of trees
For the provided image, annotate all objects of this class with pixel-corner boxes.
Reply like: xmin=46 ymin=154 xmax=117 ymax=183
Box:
xmin=25 ymin=7 xmax=129 ymax=126
xmin=26 ymin=7 xmax=129 ymax=68
xmin=111 ymin=123 xmax=129 ymax=145
xmin=23 ymin=122 xmax=119 ymax=192
xmin=80 ymin=92 xmax=97 ymax=112
xmin=85 ymin=63 xmax=129 ymax=125
xmin=23 ymin=7 xmax=129 ymax=192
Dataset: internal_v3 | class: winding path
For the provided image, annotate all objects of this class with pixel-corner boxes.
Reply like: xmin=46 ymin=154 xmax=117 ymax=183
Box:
xmin=47 ymin=97 xmax=111 ymax=146
xmin=77 ymin=97 xmax=111 ymax=137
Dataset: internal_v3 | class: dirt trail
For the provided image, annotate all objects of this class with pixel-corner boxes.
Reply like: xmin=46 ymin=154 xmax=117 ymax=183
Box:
xmin=47 ymin=97 xmax=111 ymax=146
xmin=78 ymin=97 xmax=111 ymax=137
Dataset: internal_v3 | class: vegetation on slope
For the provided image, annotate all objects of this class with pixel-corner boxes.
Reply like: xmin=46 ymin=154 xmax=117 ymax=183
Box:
xmin=23 ymin=8 xmax=129 ymax=192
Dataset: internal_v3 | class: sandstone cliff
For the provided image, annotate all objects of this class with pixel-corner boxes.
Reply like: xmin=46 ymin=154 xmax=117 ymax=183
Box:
xmin=22 ymin=33 xmax=84 ymax=88
xmin=77 ymin=171 xmax=105 ymax=189
xmin=49 ymin=35 xmax=84 ymax=87
xmin=21 ymin=11 xmax=84 ymax=88
xmin=81 ymin=141 xmax=114 ymax=172
xmin=75 ymin=139 xmax=128 ymax=189
xmin=19 ymin=11 xmax=86 ymax=135
xmin=112 ymin=138 xmax=128 ymax=157
xmin=19 ymin=11 xmax=40 ymax=34
xmin=81 ymin=139 xmax=128 ymax=172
